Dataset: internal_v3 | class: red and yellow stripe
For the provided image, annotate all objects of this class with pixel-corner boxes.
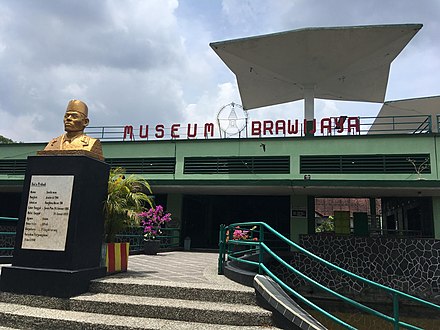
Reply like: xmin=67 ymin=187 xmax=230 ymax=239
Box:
xmin=106 ymin=242 xmax=130 ymax=274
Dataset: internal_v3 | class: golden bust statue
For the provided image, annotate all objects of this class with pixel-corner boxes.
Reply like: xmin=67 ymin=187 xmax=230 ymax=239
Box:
xmin=39 ymin=100 xmax=104 ymax=160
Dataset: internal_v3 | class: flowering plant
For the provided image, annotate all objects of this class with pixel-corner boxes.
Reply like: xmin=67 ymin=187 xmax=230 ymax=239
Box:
xmin=233 ymin=227 xmax=250 ymax=240
xmin=226 ymin=226 xmax=258 ymax=242
xmin=138 ymin=205 xmax=172 ymax=240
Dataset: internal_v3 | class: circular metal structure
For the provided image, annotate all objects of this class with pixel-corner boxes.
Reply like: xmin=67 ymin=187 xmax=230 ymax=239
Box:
xmin=216 ymin=102 xmax=248 ymax=137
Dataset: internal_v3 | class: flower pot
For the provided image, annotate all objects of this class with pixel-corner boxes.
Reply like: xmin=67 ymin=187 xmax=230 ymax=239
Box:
xmin=144 ymin=240 xmax=160 ymax=255
xmin=105 ymin=242 xmax=130 ymax=274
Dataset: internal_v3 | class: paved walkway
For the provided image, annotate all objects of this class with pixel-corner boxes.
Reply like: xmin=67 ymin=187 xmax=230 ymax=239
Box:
xmin=99 ymin=251 xmax=248 ymax=290
xmin=0 ymin=251 xmax=248 ymax=290
xmin=123 ymin=251 xmax=221 ymax=283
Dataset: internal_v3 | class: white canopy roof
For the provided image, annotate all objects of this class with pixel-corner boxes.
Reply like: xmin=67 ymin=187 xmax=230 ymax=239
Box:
xmin=369 ymin=95 xmax=440 ymax=134
xmin=210 ymin=24 xmax=422 ymax=112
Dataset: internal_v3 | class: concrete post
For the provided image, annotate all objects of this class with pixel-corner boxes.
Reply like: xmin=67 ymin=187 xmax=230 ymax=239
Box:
xmin=290 ymin=194 xmax=309 ymax=244
xmin=432 ymin=196 xmax=440 ymax=239
xmin=166 ymin=193 xmax=183 ymax=246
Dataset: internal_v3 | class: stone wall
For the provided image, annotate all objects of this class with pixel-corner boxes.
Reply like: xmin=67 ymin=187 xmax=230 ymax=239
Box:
xmin=0 ymin=224 xmax=15 ymax=257
xmin=272 ymin=234 xmax=440 ymax=300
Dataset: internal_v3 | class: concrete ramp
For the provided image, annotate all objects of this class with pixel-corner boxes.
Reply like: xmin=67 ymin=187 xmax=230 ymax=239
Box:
xmin=254 ymin=274 xmax=327 ymax=330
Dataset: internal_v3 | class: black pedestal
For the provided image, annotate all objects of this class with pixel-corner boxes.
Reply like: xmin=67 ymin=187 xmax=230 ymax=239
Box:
xmin=0 ymin=155 xmax=109 ymax=298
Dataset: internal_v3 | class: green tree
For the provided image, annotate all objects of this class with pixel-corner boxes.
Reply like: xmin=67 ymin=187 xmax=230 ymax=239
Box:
xmin=104 ymin=167 xmax=154 ymax=243
xmin=0 ymin=135 xmax=14 ymax=144
xmin=316 ymin=216 xmax=334 ymax=233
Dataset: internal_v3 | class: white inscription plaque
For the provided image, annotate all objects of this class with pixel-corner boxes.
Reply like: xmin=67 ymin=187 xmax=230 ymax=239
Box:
xmin=21 ymin=175 xmax=74 ymax=251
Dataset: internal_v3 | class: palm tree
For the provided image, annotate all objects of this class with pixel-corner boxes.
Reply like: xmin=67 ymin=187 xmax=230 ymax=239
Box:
xmin=104 ymin=167 xmax=153 ymax=243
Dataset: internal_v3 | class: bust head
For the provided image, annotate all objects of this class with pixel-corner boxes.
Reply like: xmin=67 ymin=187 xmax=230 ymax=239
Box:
xmin=64 ymin=100 xmax=89 ymax=133
xmin=40 ymin=99 xmax=104 ymax=160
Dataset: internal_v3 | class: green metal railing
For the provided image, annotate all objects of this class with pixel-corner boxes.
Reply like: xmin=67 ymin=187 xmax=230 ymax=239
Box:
xmin=0 ymin=217 xmax=180 ymax=256
xmin=85 ymin=115 xmax=434 ymax=141
xmin=0 ymin=217 xmax=18 ymax=222
xmin=362 ymin=115 xmax=432 ymax=135
xmin=116 ymin=226 xmax=181 ymax=252
xmin=218 ymin=222 xmax=440 ymax=329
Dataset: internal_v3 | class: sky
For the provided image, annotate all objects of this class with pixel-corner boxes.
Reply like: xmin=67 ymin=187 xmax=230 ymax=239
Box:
xmin=0 ymin=0 xmax=439 ymax=142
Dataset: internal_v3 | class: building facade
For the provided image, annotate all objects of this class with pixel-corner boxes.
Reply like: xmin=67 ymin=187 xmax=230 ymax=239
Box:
xmin=2 ymin=128 xmax=440 ymax=249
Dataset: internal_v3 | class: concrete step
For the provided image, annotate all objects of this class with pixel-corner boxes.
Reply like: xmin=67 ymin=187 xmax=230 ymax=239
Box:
xmin=0 ymin=285 xmax=277 ymax=328
xmin=223 ymin=260 xmax=258 ymax=287
xmin=89 ymin=277 xmax=258 ymax=305
xmin=0 ymin=256 xmax=279 ymax=328
xmin=70 ymin=292 xmax=273 ymax=326
xmin=0 ymin=291 xmax=71 ymax=308
xmin=0 ymin=302 xmax=273 ymax=329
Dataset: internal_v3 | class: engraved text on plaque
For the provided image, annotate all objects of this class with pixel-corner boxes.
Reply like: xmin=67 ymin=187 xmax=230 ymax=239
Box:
xmin=22 ymin=175 xmax=74 ymax=251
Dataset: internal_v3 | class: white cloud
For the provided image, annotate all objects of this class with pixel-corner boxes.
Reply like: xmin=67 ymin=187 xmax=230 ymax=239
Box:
xmin=0 ymin=109 xmax=47 ymax=142
xmin=0 ymin=0 xmax=438 ymax=142
xmin=182 ymin=82 xmax=240 ymax=125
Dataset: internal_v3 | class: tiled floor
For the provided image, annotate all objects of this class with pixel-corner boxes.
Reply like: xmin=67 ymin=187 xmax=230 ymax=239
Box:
xmin=0 ymin=251 xmax=243 ymax=289
xmin=122 ymin=251 xmax=220 ymax=283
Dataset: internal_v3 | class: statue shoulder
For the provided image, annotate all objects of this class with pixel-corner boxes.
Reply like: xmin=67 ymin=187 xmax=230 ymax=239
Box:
xmin=83 ymin=135 xmax=103 ymax=158
xmin=80 ymin=134 xmax=101 ymax=146
xmin=44 ymin=134 xmax=63 ymax=150
xmin=51 ymin=134 xmax=64 ymax=143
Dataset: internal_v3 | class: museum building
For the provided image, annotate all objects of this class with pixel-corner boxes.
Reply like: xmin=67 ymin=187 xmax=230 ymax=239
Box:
xmin=1 ymin=24 xmax=440 ymax=295
xmin=1 ymin=93 xmax=440 ymax=246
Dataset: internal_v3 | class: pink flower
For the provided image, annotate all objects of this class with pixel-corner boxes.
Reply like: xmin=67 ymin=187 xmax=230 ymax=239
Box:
xmin=138 ymin=205 xmax=172 ymax=240
xmin=233 ymin=228 xmax=249 ymax=240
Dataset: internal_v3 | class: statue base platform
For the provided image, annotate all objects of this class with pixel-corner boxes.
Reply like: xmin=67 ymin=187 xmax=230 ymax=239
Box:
xmin=0 ymin=155 xmax=109 ymax=298
xmin=37 ymin=149 xmax=104 ymax=161
xmin=0 ymin=265 xmax=106 ymax=298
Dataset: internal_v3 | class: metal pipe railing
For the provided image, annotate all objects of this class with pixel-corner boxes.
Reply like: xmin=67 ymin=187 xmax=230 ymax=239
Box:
xmin=0 ymin=217 xmax=19 ymax=222
xmin=0 ymin=218 xmax=180 ymax=253
xmin=219 ymin=221 xmax=440 ymax=329
xmin=84 ymin=115 xmax=435 ymax=141
xmin=116 ymin=226 xmax=181 ymax=251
